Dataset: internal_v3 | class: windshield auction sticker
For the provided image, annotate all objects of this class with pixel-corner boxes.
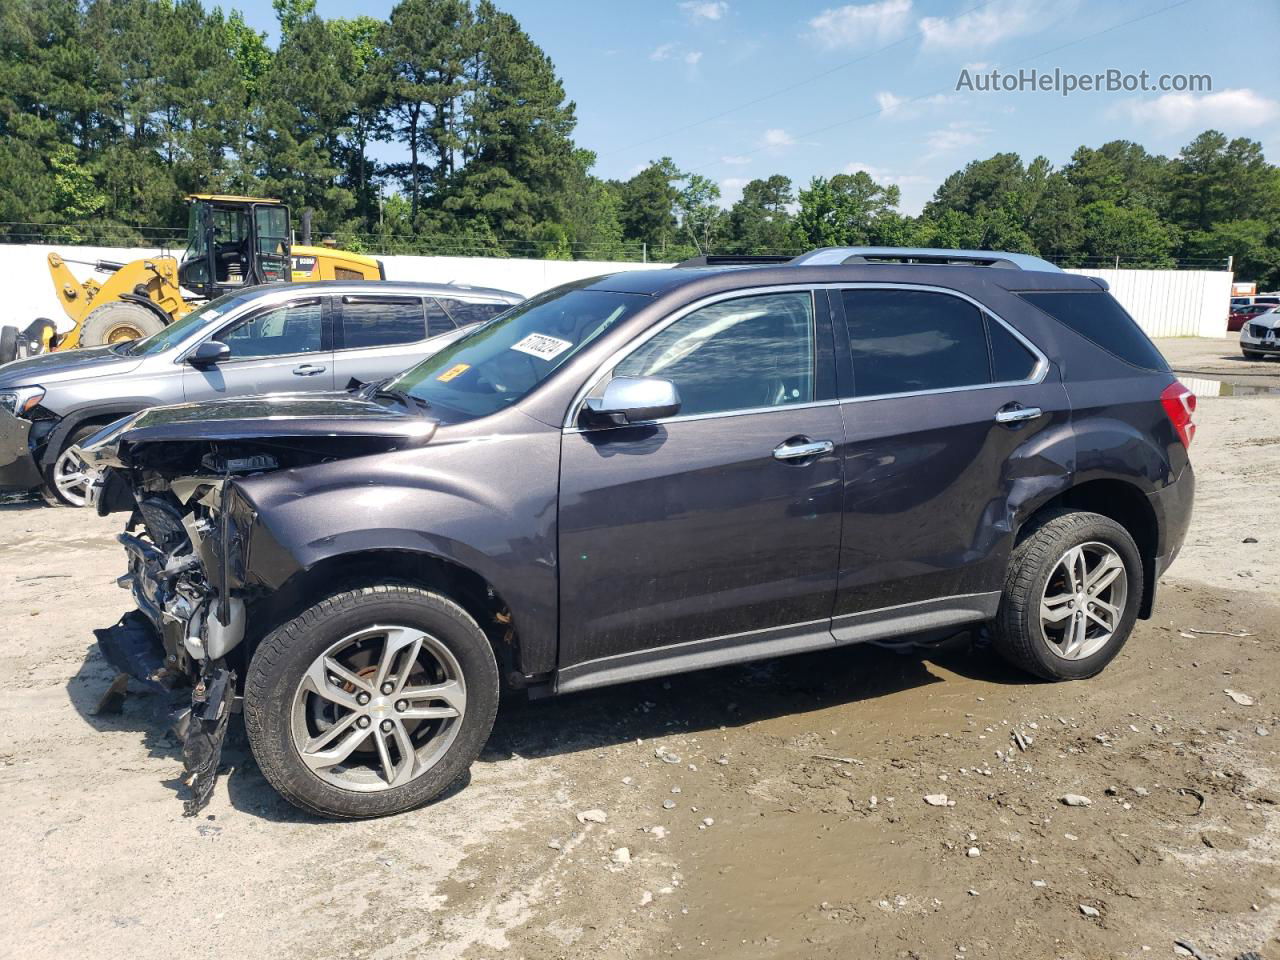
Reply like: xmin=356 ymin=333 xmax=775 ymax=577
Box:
xmin=511 ymin=333 xmax=572 ymax=360
xmin=436 ymin=363 xmax=470 ymax=382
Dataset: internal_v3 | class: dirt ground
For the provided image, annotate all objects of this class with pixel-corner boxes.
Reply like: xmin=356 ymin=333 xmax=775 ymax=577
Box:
xmin=1 ymin=338 xmax=1277 ymax=960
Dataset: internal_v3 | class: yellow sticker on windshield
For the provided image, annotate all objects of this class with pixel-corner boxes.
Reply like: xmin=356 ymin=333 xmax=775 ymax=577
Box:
xmin=437 ymin=363 xmax=470 ymax=382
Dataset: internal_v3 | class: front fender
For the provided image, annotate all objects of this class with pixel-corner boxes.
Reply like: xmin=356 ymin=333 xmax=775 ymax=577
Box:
xmin=234 ymin=423 xmax=562 ymax=673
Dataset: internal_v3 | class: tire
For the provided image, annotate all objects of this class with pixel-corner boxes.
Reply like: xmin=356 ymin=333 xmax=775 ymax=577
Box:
xmin=0 ymin=325 xmax=16 ymax=364
xmin=992 ymin=510 xmax=1143 ymax=681
xmin=78 ymin=301 xmax=166 ymax=347
xmin=244 ymin=584 xmax=500 ymax=819
xmin=42 ymin=424 xmax=104 ymax=507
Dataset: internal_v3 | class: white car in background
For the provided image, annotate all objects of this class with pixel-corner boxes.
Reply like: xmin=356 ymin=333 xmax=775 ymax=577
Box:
xmin=1240 ymin=306 xmax=1280 ymax=359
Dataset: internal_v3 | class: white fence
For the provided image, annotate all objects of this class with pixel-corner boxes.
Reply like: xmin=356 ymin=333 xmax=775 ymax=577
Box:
xmin=0 ymin=243 xmax=1232 ymax=339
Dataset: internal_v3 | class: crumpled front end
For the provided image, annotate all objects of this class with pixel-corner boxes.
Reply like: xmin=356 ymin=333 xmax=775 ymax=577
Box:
xmin=96 ymin=463 xmax=260 ymax=815
xmin=81 ymin=400 xmax=428 ymax=814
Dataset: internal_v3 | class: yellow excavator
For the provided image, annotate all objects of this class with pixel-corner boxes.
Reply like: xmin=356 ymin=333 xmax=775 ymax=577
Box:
xmin=2 ymin=195 xmax=384 ymax=360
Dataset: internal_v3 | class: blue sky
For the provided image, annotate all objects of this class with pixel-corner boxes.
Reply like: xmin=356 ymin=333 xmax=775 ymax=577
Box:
xmin=240 ymin=0 xmax=1280 ymax=214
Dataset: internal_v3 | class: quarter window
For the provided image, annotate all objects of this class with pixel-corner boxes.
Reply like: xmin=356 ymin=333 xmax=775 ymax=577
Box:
xmin=219 ymin=299 xmax=323 ymax=358
xmin=341 ymin=297 xmax=426 ymax=348
xmin=842 ymin=289 xmax=990 ymax=397
xmin=987 ymin=314 xmax=1038 ymax=382
xmin=612 ymin=292 xmax=815 ymax=418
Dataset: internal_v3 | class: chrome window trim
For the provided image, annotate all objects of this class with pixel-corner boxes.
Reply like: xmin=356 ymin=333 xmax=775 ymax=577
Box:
xmin=837 ymin=283 xmax=1049 ymax=403
xmin=562 ymin=282 xmax=1049 ymax=430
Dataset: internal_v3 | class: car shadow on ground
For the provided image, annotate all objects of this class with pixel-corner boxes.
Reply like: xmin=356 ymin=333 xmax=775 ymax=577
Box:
xmin=484 ymin=635 xmax=1031 ymax=765
xmin=64 ymin=631 xmax=1034 ymax=824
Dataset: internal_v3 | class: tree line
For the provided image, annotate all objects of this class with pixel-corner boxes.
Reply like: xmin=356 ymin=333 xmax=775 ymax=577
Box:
xmin=1 ymin=0 xmax=1278 ymax=283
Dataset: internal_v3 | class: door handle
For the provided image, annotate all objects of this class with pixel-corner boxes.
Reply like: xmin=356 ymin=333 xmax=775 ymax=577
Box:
xmin=773 ymin=438 xmax=834 ymax=461
xmin=994 ymin=404 xmax=1043 ymax=424
xmin=293 ymin=364 xmax=327 ymax=376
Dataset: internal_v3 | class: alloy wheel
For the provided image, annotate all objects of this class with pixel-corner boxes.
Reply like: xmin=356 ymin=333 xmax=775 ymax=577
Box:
xmin=1038 ymin=541 xmax=1128 ymax=661
xmin=290 ymin=624 xmax=467 ymax=793
xmin=52 ymin=445 xmax=99 ymax=507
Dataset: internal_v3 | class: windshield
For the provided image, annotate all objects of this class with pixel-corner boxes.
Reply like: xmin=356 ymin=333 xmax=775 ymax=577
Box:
xmin=386 ymin=286 xmax=647 ymax=419
xmin=114 ymin=291 xmax=260 ymax=357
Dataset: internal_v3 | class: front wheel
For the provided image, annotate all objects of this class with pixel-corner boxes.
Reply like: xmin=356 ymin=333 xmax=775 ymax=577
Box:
xmin=244 ymin=585 xmax=499 ymax=819
xmin=43 ymin=424 xmax=104 ymax=506
xmin=992 ymin=510 xmax=1143 ymax=681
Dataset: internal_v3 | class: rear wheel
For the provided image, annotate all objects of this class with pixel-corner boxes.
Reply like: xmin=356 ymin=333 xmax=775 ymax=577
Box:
xmin=992 ymin=510 xmax=1142 ymax=681
xmin=78 ymin=301 xmax=166 ymax=347
xmin=244 ymin=585 xmax=500 ymax=819
xmin=43 ymin=424 xmax=104 ymax=507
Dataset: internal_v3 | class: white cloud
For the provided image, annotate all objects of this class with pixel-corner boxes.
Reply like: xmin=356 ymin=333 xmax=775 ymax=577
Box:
xmin=681 ymin=1 xmax=728 ymax=21
xmin=875 ymin=90 xmax=960 ymax=119
xmin=719 ymin=176 xmax=751 ymax=207
xmin=684 ymin=50 xmax=703 ymax=65
xmin=806 ymin=0 xmax=912 ymax=50
xmin=762 ymin=128 xmax=795 ymax=148
xmin=876 ymin=91 xmax=906 ymax=116
xmin=843 ymin=162 xmax=930 ymax=185
xmin=649 ymin=42 xmax=677 ymax=61
xmin=721 ymin=154 xmax=752 ymax=165
xmin=925 ymin=120 xmax=990 ymax=154
xmin=1115 ymin=88 xmax=1280 ymax=134
xmin=963 ymin=61 xmax=991 ymax=72
xmin=919 ymin=0 xmax=1063 ymax=51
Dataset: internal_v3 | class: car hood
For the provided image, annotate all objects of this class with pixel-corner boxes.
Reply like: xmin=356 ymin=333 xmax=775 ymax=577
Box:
xmin=82 ymin=392 xmax=437 ymax=471
xmin=1247 ymin=312 xmax=1280 ymax=330
xmin=0 ymin=344 xmax=142 ymax=387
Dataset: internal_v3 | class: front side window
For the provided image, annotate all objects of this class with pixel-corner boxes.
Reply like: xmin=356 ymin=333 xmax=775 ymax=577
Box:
xmin=387 ymin=285 xmax=645 ymax=419
xmin=842 ymin=289 xmax=990 ymax=397
xmin=611 ymin=292 xmax=815 ymax=418
xmin=340 ymin=297 xmax=425 ymax=349
xmin=218 ymin=299 xmax=323 ymax=359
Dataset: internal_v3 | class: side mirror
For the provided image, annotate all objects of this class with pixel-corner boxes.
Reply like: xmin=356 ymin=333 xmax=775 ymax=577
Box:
xmin=583 ymin=376 xmax=681 ymax=426
xmin=188 ymin=340 xmax=230 ymax=367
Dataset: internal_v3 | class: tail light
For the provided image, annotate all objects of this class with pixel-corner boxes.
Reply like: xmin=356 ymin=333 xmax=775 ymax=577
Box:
xmin=1160 ymin=380 xmax=1196 ymax=448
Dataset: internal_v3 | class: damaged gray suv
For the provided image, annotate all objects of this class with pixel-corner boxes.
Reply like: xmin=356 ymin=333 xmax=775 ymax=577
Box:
xmin=86 ymin=248 xmax=1196 ymax=819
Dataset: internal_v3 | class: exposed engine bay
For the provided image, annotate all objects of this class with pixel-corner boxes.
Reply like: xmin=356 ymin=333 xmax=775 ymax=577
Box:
xmin=84 ymin=404 xmax=428 ymax=813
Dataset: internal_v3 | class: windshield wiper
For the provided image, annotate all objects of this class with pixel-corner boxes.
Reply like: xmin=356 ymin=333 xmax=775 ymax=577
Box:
xmin=373 ymin=386 xmax=431 ymax=412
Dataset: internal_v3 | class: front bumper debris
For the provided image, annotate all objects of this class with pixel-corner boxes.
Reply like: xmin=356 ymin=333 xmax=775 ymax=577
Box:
xmin=94 ymin=610 xmax=236 ymax=816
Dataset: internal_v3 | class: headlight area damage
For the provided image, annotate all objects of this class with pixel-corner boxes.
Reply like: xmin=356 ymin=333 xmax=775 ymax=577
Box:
xmin=81 ymin=395 xmax=435 ymax=814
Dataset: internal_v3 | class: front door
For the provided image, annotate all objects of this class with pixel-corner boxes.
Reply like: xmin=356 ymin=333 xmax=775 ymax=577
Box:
xmin=183 ymin=296 xmax=335 ymax=400
xmin=830 ymin=286 xmax=1070 ymax=638
xmin=557 ymin=290 xmax=844 ymax=686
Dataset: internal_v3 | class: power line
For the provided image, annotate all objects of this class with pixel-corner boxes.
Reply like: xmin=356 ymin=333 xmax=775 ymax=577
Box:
xmin=602 ymin=0 xmax=1010 ymax=161
xmin=679 ymin=0 xmax=1200 ymax=178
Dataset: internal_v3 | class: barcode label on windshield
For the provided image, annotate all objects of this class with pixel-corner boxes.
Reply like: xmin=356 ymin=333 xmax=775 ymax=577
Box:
xmin=511 ymin=333 xmax=572 ymax=360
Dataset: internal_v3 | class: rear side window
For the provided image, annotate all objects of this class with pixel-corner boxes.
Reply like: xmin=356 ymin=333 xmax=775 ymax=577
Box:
xmin=425 ymin=299 xmax=455 ymax=337
xmin=1016 ymin=291 xmax=1168 ymax=371
xmin=841 ymin=289 xmax=990 ymax=397
xmin=340 ymin=297 xmax=425 ymax=349
xmin=437 ymin=297 xmax=511 ymax=328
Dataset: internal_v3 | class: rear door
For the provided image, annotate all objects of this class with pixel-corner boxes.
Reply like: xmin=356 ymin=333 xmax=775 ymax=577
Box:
xmin=830 ymin=286 xmax=1070 ymax=638
xmin=556 ymin=289 xmax=845 ymax=684
xmin=182 ymin=295 xmax=335 ymax=400
xmin=331 ymin=294 xmax=444 ymax=384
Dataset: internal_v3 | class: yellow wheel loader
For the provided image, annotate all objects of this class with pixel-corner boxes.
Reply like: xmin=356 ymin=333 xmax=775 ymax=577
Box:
xmin=3 ymin=195 xmax=384 ymax=361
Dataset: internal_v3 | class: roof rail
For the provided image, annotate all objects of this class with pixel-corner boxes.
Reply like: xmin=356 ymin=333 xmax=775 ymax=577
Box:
xmin=789 ymin=246 xmax=1062 ymax=272
xmin=672 ymin=254 xmax=795 ymax=268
